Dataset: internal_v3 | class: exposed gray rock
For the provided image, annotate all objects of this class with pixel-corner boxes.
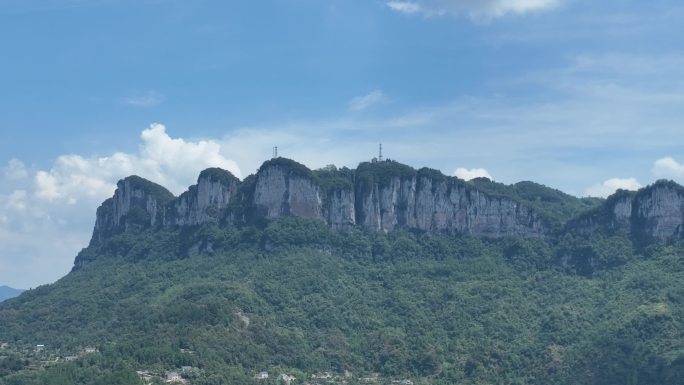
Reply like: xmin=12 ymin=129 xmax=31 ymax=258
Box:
xmin=566 ymin=181 xmax=684 ymax=242
xmin=566 ymin=190 xmax=635 ymax=235
xmin=91 ymin=160 xmax=555 ymax=244
xmin=324 ymin=189 xmax=356 ymax=229
xmin=252 ymin=162 xmax=323 ymax=220
xmin=633 ymin=181 xmax=684 ymax=240
xmin=165 ymin=168 xmax=239 ymax=226
xmin=355 ymin=173 xmax=547 ymax=238
xmin=91 ymin=176 xmax=174 ymax=243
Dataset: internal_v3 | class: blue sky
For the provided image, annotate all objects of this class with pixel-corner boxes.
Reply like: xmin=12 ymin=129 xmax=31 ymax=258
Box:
xmin=2 ymin=0 xmax=684 ymax=287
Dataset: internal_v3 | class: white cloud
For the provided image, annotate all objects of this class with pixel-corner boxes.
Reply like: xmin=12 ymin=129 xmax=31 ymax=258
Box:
xmin=32 ymin=123 xmax=242 ymax=204
xmin=454 ymin=167 xmax=493 ymax=181
xmin=652 ymin=157 xmax=684 ymax=180
xmin=3 ymin=158 xmax=28 ymax=180
xmin=122 ymin=90 xmax=165 ymax=107
xmin=386 ymin=0 xmax=562 ymax=19
xmin=349 ymin=90 xmax=388 ymax=111
xmin=6 ymin=190 xmax=28 ymax=211
xmin=386 ymin=2 xmax=422 ymax=14
xmin=0 ymin=123 xmax=243 ymax=288
xmin=585 ymin=177 xmax=641 ymax=198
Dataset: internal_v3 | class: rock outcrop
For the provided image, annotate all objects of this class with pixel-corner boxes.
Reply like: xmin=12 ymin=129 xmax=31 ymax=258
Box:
xmin=91 ymin=176 xmax=174 ymax=243
xmin=566 ymin=190 xmax=635 ymax=235
xmin=90 ymin=158 xmax=684 ymax=246
xmin=567 ymin=180 xmax=684 ymax=242
xmin=632 ymin=181 xmax=684 ymax=241
xmin=165 ymin=168 xmax=240 ymax=226
xmin=90 ymin=158 xmax=552 ymax=244
xmin=252 ymin=160 xmax=323 ymax=220
xmin=354 ymin=169 xmax=547 ymax=237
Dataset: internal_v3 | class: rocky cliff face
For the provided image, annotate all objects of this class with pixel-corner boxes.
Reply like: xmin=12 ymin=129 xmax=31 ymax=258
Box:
xmin=90 ymin=158 xmax=684 ymax=247
xmin=248 ymin=160 xmax=548 ymax=238
xmin=353 ymin=169 xmax=547 ymax=238
xmin=89 ymin=159 xmax=554 ymax=244
xmin=566 ymin=190 xmax=635 ymax=235
xmin=91 ymin=176 xmax=174 ymax=243
xmin=165 ymin=168 xmax=240 ymax=226
xmin=324 ymin=189 xmax=356 ymax=229
xmin=632 ymin=181 xmax=684 ymax=241
xmin=567 ymin=181 xmax=684 ymax=242
xmin=252 ymin=162 xmax=323 ymax=220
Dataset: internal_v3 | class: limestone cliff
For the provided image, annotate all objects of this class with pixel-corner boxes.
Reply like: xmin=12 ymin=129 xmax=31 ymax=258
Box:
xmin=566 ymin=190 xmax=635 ymax=235
xmin=252 ymin=159 xmax=324 ymax=220
xmin=89 ymin=159 xmax=556 ymax=244
xmin=566 ymin=180 xmax=684 ymax=242
xmin=165 ymin=168 xmax=240 ymax=226
xmin=353 ymin=164 xmax=548 ymax=238
xmin=632 ymin=180 xmax=684 ymax=241
xmin=90 ymin=176 xmax=174 ymax=243
xmin=92 ymin=159 xmax=684 ymax=246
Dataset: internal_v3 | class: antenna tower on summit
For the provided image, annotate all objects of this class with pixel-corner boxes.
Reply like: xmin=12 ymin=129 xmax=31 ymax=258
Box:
xmin=273 ymin=146 xmax=278 ymax=158
xmin=379 ymin=143 xmax=383 ymax=161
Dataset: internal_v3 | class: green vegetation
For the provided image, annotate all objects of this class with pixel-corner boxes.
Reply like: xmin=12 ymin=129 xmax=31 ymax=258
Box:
xmin=356 ymin=160 xmax=417 ymax=192
xmin=259 ymin=158 xmax=314 ymax=180
xmin=2 ymin=217 xmax=684 ymax=385
xmin=469 ymin=178 xmax=604 ymax=228
xmin=122 ymin=175 xmax=175 ymax=205
xmin=198 ymin=168 xmax=240 ymax=185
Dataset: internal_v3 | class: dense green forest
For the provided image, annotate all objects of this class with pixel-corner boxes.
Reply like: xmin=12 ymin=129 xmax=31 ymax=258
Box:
xmin=1 ymin=217 xmax=684 ymax=384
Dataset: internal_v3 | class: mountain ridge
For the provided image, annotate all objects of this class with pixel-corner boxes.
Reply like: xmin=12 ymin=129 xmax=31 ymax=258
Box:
xmin=0 ymin=286 xmax=23 ymax=302
xmin=88 ymin=157 xmax=684 ymax=258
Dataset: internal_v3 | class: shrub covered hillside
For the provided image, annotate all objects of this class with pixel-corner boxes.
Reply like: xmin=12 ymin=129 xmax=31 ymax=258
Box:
xmin=1 ymin=217 xmax=684 ymax=385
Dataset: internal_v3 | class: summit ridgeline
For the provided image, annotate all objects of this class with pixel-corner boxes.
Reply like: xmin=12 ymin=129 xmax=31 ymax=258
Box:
xmin=89 ymin=157 xmax=684 ymax=248
xmin=89 ymin=158 xmax=551 ymax=244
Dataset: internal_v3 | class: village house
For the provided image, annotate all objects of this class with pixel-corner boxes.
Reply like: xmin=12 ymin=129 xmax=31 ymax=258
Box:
xmin=255 ymin=371 xmax=269 ymax=380
xmin=83 ymin=347 xmax=99 ymax=353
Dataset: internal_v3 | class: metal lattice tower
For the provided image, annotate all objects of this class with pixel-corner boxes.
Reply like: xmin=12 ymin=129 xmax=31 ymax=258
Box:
xmin=378 ymin=143 xmax=383 ymax=161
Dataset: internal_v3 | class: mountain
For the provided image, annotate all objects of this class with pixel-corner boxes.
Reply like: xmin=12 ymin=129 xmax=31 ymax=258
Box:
xmin=2 ymin=158 xmax=684 ymax=385
xmin=0 ymin=286 xmax=23 ymax=302
xmin=87 ymin=158 xmax=603 ymax=250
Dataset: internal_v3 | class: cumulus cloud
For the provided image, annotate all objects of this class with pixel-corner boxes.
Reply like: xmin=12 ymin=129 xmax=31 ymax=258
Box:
xmin=3 ymin=158 xmax=28 ymax=180
xmin=349 ymin=90 xmax=388 ymax=111
xmin=454 ymin=167 xmax=493 ymax=181
xmin=585 ymin=177 xmax=641 ymax=198
xmin=0 ymin=123 xmax=243 ymax=288
xmin=652 ymin=157 xmax=684 ymax=180
xmin=386 ymin=0 xmax=562 ymax=19
xmin=122 ymin=90 xmax=165 ymax=107
xmin=32 ymin=123 xmax=242 ymax=204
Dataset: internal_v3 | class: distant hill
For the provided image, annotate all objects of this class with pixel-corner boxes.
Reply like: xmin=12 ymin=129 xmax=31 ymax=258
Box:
xmin=0 ymin=286 xmax=23 ymax=302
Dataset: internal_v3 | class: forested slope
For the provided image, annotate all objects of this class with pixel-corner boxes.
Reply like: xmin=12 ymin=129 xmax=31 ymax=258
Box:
xmin=1 ymin=218 xmax=683 ymax=385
